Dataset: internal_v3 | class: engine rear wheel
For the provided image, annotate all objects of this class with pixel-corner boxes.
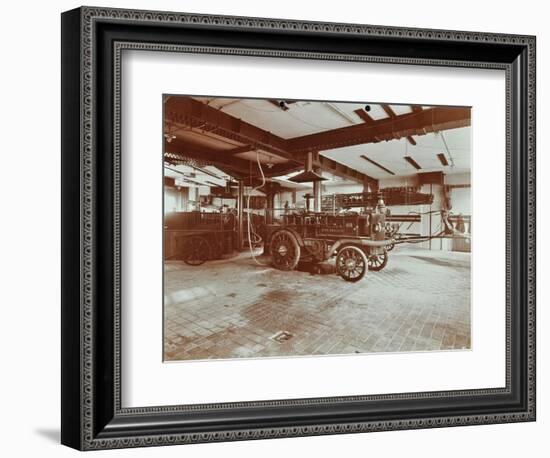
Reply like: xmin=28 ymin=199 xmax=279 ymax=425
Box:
xmin=336 ymin=245 xmax=367 ymax=282
xmin=270 ymin=229 xmax=301 ymax=271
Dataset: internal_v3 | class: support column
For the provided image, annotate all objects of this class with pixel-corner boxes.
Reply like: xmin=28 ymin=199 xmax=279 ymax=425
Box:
xmin=362 ymin=178 xmax=370 ymax=213
xmin=313 ymin=166 xmax=322 ymax=213
xmin=369 ymin=180 xmax=379 ymax=194
xmin=193 ymin=186 xmax=200 ymax=211
xmin=266 ymin=185 xmax=275 ymax=225
xmin=237 ymin=179 xmax=244 ymax=250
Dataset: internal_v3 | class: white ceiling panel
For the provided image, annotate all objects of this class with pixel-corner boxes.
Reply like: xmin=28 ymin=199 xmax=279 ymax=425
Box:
xmin=390 ymin=104 xmax=413 ymax=116
xmin=321 ymin=127 xmax=471 ymax=178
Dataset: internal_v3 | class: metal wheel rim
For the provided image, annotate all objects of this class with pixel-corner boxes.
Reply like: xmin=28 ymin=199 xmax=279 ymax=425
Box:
xmin=270 ymin=230 xmax=300 ymax=270
xmin=368 ymin=251 xmax=388 ymax=271
xmin=336 ymin=247 xmax=367 ymax=281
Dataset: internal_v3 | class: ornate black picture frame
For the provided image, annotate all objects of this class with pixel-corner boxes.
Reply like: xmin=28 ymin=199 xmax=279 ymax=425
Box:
xmin=61 ymin=6 xmax=536 ymax=450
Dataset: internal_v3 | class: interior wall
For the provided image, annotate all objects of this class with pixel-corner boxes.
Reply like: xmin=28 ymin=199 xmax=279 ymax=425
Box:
xmin=164 ymin=186 xmax=188 ymax=213
xmin=420 ymin=183 xmax=445 ymax=250
xmin=451 ymin=187 xmax=471 ymax=215
xmin=445 ymin=172 xmax=471 ymax=186
xmin=276 ymin=191 xmax=296 ymax=216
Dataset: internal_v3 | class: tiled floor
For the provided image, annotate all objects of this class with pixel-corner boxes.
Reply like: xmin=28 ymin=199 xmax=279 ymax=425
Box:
xmin=164 ymin=246 xmax=471 ymax=361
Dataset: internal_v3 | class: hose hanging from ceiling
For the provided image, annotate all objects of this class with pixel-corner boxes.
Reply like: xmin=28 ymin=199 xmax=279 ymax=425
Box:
xmin=247 ymin=151 xmax=269 ymax=266
xmin=440 ymin=131 xmax=456 ymax=168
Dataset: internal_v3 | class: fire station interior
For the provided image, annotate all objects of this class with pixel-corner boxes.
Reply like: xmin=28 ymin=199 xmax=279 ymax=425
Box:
xmin=163 ymin=96 xmax=471 ymax=361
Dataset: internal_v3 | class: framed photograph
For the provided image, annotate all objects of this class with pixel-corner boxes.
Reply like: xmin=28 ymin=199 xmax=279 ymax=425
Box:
xmin=61 ymin=6 xmax=536 ymax=450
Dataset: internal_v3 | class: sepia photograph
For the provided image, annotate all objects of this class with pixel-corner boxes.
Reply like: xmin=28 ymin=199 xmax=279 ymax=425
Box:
xmin=57 ymin=3 xmax=537 ymax=451
xmin=163 ymin=96 xmax=472 ymax=362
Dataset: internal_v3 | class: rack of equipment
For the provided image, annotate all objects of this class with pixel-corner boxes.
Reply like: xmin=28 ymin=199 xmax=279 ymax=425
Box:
xmin=321 ymin=187 xmax=434 ymax=213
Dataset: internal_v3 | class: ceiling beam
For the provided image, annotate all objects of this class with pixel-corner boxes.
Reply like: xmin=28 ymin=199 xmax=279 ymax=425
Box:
xmin=165 ymin=96 xmax=291 ymax=159
xmin=381 ymin=104 xmax=397 ymax=119
xmin=165 ymin=139 xmax=252 ymax=177
xmin=382 ymin=105 xmax=417 ymax=146
xmin=354 ymin=108 xmax=376 ymax=125
xmin=227 ymin=145 xmax=254 ymax=155
xmin=317 ymin=156 xmax=378 ymax=185
xmin=357 ymin=105 xmax=423 ymax=147
xmin=389 ymin=107 xmax=417 ymax=144
xmin=164 ymin=138 xmax=227 ymax=157
xmin=265 ymin=163 xmax=304 ymax=178
xmin=287 ymin=106 xmax=471 ymax=153
xmin=358 ymin=105 xmax=422 ymax=146
xmin=164 ymin=153 xmax=247 ymax=178
xmin=418 ymin=171 xmax=444 ymax=185
xmin=165 ymin=138 xmax=302 ymax=180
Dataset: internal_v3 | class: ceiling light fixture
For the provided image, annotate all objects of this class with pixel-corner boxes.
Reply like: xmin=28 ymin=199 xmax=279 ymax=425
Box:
xmin=404 ymin=156 xmax=422 ymax=170
xmin=437 ymin=153 xmax=449 ymax=166
xmin=360 ymin=155 xmax=395 ymax=175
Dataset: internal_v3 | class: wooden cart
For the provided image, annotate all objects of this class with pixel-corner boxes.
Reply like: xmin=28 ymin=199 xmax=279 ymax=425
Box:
xmin=164 ymin=212 xmax=236 ymax=265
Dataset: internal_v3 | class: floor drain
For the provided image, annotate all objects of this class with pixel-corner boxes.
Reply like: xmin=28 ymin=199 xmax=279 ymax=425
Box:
xmin=270 ymin=331 xmax=293 ymax=343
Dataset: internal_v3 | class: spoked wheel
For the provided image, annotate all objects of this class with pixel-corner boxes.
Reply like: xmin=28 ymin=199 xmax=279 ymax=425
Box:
xmin=270 ymin=229 xmax=301 ymax=271
xmin=336 ymin=245 xmax=368 ymax=282
xmin=181 ymin=236 xmax=210 ymax=266
xmin=368 ymin=249 xmax=388 ymax=271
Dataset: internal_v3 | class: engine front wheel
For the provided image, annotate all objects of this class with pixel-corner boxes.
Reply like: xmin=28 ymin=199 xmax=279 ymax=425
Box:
xmin=336 ymin=246 xmax=368 ymax=282
xmin=368 ymin=249 xmax=388 ymax=271
xmin=270 ymin=229 xmax=301 ymax=271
